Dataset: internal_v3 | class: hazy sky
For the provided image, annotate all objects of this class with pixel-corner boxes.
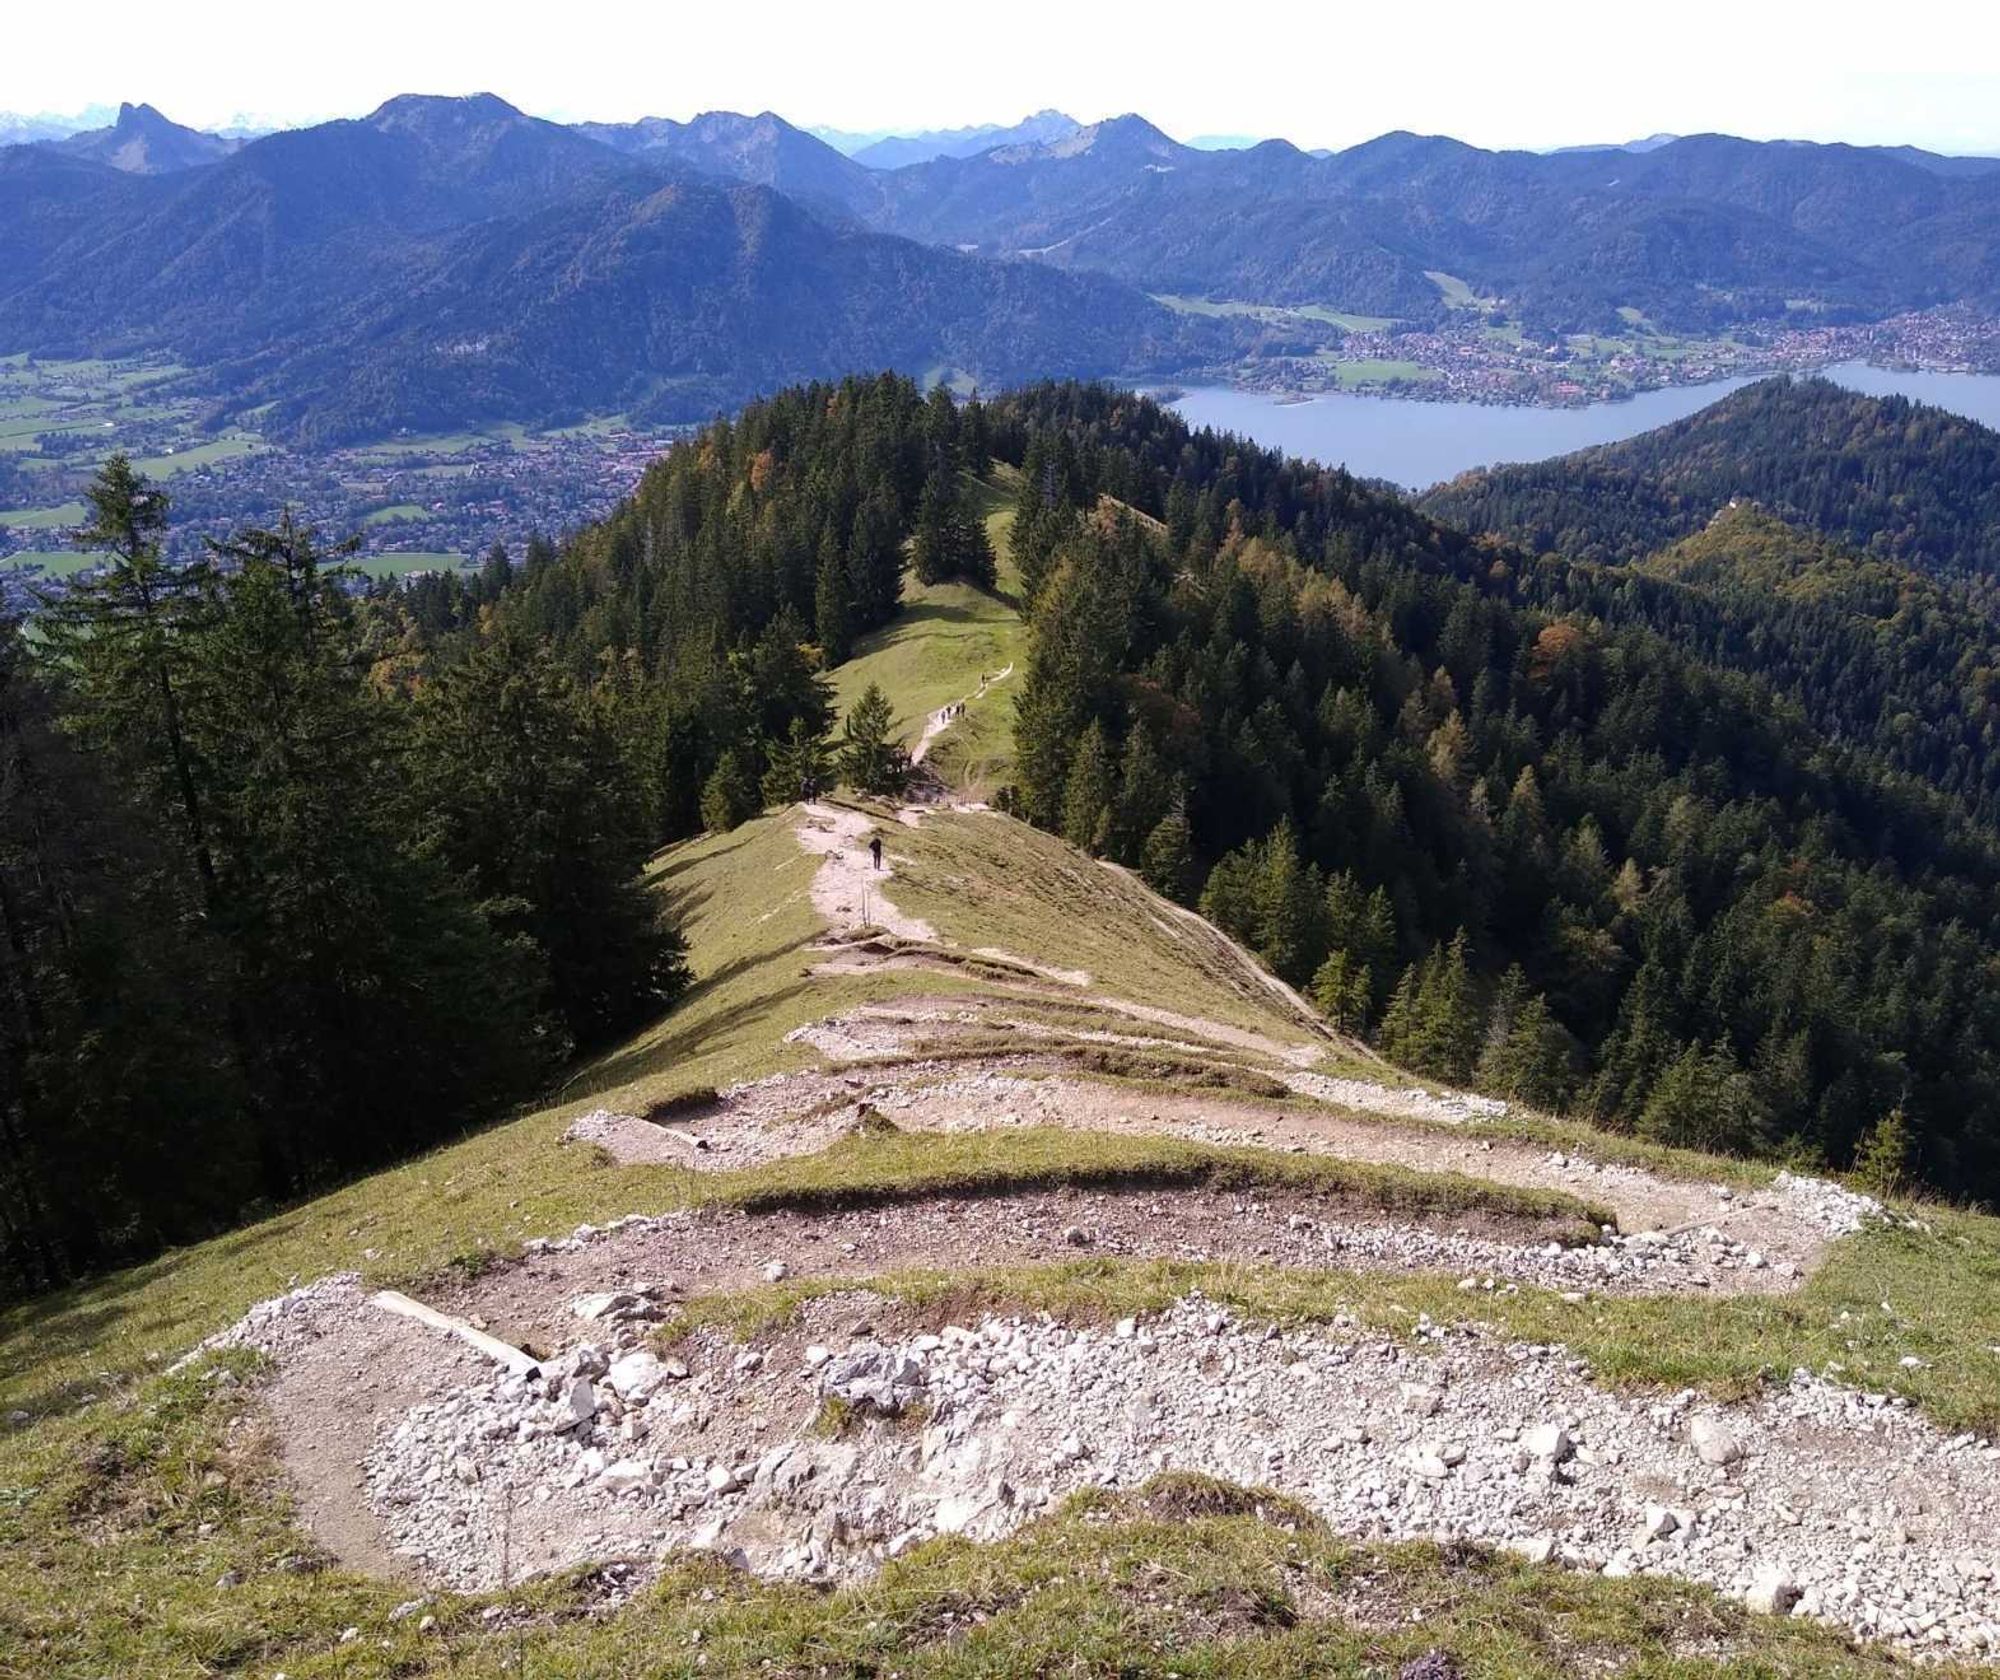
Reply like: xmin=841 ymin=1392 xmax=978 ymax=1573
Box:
xmin=8 ymin=0 xmax=2000 ymax=155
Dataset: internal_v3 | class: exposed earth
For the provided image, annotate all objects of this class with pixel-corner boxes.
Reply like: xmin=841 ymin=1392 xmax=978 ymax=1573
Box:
xmin=183 ymin=799 xmax=2000 ymax=1661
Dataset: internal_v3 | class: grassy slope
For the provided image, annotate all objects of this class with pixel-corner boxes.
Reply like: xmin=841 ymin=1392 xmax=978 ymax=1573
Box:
xmin=6 ymin=547 xmax=2000 ymax=1674
xmin=829 ymin=467 xmax=1026 ymax=797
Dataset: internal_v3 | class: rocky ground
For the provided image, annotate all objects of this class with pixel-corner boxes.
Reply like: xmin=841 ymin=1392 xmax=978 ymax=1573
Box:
xmin=189 ymin=801 xmax=1984 ymax=1661
xmin=207 ymin=1267 xmax=1998 ymax=1659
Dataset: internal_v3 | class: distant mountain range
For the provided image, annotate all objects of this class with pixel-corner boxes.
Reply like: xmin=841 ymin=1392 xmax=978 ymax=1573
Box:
xmin=0 ymin=94 xmax=1227 ymax=442
xmin=7 ymin=92 xmax=2000 ymax=442
xmin=808 ymin=110 xmax=1080 ymax=167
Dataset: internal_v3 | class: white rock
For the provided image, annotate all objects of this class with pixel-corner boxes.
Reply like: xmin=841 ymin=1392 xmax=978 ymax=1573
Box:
xmin=1747 ymin=1568 xmax=1802 ymax=1616
xmin=1524 ymin=1424 xmax=1573 ymax=1462
xmin=1689 ymin=1415 xmax=1742 ymax=1466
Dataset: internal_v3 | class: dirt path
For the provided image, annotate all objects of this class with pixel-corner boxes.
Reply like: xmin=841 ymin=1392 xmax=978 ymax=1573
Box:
xmin=911 ymin=662 xmax=1013 ymax=766
xmin=794 ymin=803 xmax=935 ymax=941
xmin=567 ymin=1054 xmax=1849 ymax=1289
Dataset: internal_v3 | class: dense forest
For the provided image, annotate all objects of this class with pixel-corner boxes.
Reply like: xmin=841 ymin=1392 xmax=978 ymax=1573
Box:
xmin=14 ymin=370 xmax=2000 ymax=1294
xmin=985 ymin=382 xmax=2000 ymax=1200
xmin=0 ymin=376 xmax=982 ymax=1293
xmin=1421 ymin=379 xmax=2000 ymax=595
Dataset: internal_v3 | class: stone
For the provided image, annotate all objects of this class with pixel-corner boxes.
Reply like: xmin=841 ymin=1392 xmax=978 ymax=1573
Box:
xmin=598 ymin=1458 xmax=657 ymax=1494
xmin=1747 ymin=1568 xmax=1802 ymax=1616
xmin=1400 ymin=1382 xmax=1442 ymax=1417
xmin=1690 ymin=1416 xmax=1742 ymax=1466
xmin=706 ymin=1463 xmax=744 ymax=1494
xmin=607 ymin=1350 xmax=674 ymax=1401
xmin=1523 ymin=1424 xmax=1573 ymax=1462
xmin=562 ymin=1377 xmax=598 ymax=1427
xmin=1641 ymin=1504 xmax=1679 ymax=1541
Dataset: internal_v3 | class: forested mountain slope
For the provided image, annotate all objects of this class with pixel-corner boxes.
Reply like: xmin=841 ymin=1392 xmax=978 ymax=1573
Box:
xmin=0 ymin=96 xmax=1232 ymax=441
xmin=9 ymin=381 xmax=2000 ymax=1676
xmin=447 ymin=374 xmax=2000 ymax=1203
xmin=1420 ymin=376 xmax=2000 ymax=592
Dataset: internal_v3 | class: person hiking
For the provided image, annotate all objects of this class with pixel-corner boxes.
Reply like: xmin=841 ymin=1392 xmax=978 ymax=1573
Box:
xmin=869 ymin=833 xmax=883 ymax=870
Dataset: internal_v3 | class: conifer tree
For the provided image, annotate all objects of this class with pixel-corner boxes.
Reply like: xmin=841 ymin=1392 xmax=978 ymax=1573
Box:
xmin=409 ymin=630 xmax=689 ymax=1050
xmin=42 ymin=456 xmax=222 ymax=906
xmin=1107 ymin=726 xmax=1173 ymax=864
xmin=1852 ymin=1105 xmax=1916 ymax=1196
xmin=1311 ymin=949 xmax=1374 ymax=1032
xmin=762 ymin=715 xmax=836 ymax=807
xmin=839 ymin=683 xmax=909 ymax=796
xmin=701 ymin=749 xmax=761 ymax=832
xmin=1061 ymin=720 xmax=1117 ymax=854
xmin=1141 ymin=801 xmax=1198 ymax=903
xmin=813 ymin=530 xmax=852 ymax=665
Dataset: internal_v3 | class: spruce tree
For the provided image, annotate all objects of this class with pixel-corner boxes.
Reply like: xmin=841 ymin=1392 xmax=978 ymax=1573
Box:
xmin=813 ymin=530 xmax=852 ymax=665
xmin=410 ymin=631 xmax=689 ymax=1051
xmin=1141 ymin=802 xmax=1197 ymax=903
xmin=1311 ymin=949 xmax=1373 ymax=1032
xmin=701 ymin=749 xmax=761 ymax=832
xmin=763 ymin=715 xmax=836 ymax=807
xmin=1060 ymin=720 xmax=1117 ymax=854
xmin=42 ymin=456 xmax=222 ymax=907
xmin=840 ymin=683 xmax=909 ymax=796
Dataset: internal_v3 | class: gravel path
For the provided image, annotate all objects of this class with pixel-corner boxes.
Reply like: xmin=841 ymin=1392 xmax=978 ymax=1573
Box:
xmin=210 ymin=1279 xmax=1999 ymax=1658
xmin=795 ymin=803 xmax=935 ymax=941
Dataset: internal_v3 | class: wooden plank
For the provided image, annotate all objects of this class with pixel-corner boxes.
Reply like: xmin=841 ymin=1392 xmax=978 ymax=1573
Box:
xmin=368 ymin=1288 xmax=542 ymax=1377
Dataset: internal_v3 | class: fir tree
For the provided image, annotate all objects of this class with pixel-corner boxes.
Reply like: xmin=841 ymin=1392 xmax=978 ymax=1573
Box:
xmin=410 ymin=630 xmax=689 ymax=1051
xmin=840 ymin=683 xmax=909 ymax=796
xmin=763 ymin=715 xmax=835 ymax=807
xmin=1311 ymin=949 xmax=1374 ymax=1032
xmin=1061 ymin=720 xmax=1117 ymax=854
xmin=813 ymin=530 xmax=852 ymax=665
xmin=701 ymin=749 xmax=761 ymax=832
xmin=1141 ymin=802 xmax=1198 ymax=903
xmin=1851 ymin=1105 xmax=1916 ymax=1196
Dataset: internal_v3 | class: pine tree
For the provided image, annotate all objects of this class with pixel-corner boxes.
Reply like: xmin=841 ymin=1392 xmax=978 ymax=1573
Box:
xmin=1060 ymin=720 xmax=1117 ymax=854
xmin=41 ymin=456 xmax=223 ymax=908
xmin=1141 ymin=802 xmax=1198 ymax=903
xmin=1251 ymin=818 xmax=1328 ymax=986
xmin=1311 ymin=949 xmax=1373 ymax=1032
xmin=410 ymin=630 xmax=689 ymax=1051
xmin=189 ymin=514 xmax=548 ymax=1184
xmin=840 ymin=683 xmax=909 ymax=796
xmin=763 ymin=715 xmax=836 ymax=806
xmin=813 ymin=529 xmax=852 ymax=665
xmin=701 ymin=749 xmax=761 ymax=832
xmin=1376 ymin=962 xmax=1425 ymax=1064
xmin=1636 ymin=1040 xmax=1771 ymax=1155
xmin=912 ymin=469 xmax=996 ymax=589
xmin=1851 ymin=1105 xmax=1916 ymax=1197
xmin=1106 ymin=726 xmax=1173 ymax=864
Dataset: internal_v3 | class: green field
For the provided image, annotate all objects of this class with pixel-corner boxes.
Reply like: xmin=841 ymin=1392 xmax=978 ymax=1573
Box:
xmin=348 ymin=550 xmax=469 ymax=578
xmin=1324 ymin=356 xmax=1443 ymax=387
xmin=0 ymin=548 xmax=103 ymax=576
xmin=361 ymin=501 xmax=429 ymax=526
xmin=0 ymin=501 xmax=84 ymax=530
xmin=130 ymin=435 xmax=263 ymax=476
xmin=1154 ymin=293 xmax=1399 ymax=333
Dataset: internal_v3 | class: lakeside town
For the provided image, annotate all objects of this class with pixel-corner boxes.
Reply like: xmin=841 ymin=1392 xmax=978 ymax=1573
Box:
xmin=5 ymin=304 xmax=1999 ymax=612
xmin=1224 ymin=305 xmax=2000 ymax=405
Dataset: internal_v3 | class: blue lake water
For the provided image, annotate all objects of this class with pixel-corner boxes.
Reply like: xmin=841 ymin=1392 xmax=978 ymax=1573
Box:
xmin=1167 ymin=363 xmax=2000 ymax=491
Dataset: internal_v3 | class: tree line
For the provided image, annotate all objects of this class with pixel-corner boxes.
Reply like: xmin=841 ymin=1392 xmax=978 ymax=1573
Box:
xmin=0 ymin=373 xmax=1004 ymax=1294
xmin=991 ymin=381 xmax=2000 ymax=1201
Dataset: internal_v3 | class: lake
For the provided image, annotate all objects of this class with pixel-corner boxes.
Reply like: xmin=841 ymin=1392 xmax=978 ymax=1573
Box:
xmin=1167 ymin=364 xmax=2000 ymax=491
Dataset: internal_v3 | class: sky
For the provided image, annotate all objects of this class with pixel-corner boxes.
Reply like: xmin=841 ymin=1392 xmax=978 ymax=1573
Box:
xmin=6 ymin=0 xmax=2000 ymax=155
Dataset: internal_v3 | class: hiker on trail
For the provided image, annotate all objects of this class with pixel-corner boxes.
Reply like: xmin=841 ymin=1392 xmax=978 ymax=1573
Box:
xmin=869 ymin=834 xmax=883 ymax=870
